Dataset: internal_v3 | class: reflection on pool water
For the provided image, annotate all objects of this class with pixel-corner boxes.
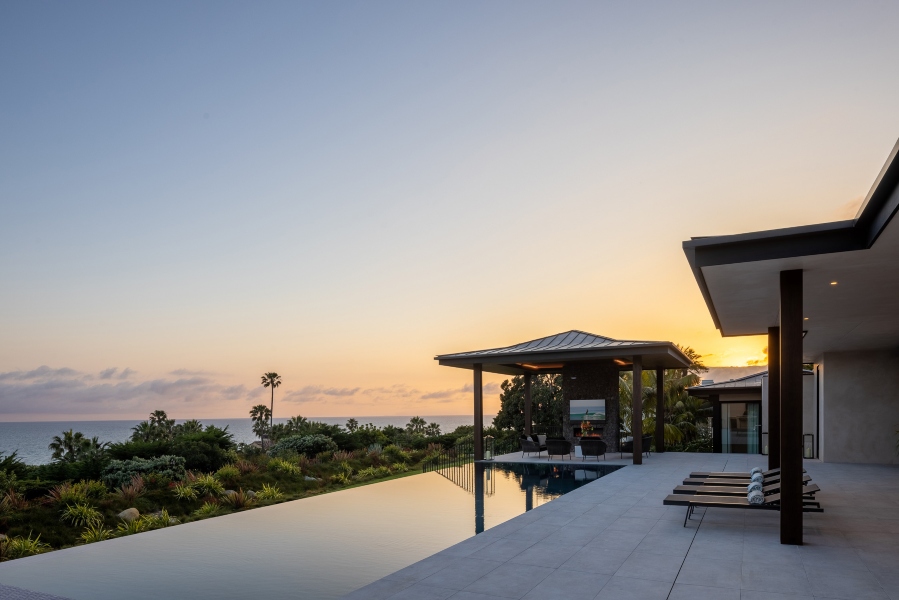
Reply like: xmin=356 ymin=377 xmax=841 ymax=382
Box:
xmin=0 ymin=462 xmax=622 ymax=600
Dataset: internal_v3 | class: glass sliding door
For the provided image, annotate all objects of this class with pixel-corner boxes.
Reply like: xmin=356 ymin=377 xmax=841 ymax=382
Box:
xmin=721 ymin=402 xmax=761 ymax=454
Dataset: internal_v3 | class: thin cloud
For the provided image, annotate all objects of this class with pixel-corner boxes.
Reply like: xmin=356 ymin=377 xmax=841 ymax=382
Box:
xmin=99 ymin=368 xmax=118 ymax=380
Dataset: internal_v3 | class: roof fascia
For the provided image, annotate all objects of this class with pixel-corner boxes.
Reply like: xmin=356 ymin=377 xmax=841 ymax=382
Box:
xmin=437 ymin=343 xmax=691 ymax=369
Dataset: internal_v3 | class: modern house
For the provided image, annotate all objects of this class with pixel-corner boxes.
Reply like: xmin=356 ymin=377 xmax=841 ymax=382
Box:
xmin=687 ymin=370 xmax=815 ymax=456
xmin=683 ymin=137 xmax=899 ymax=544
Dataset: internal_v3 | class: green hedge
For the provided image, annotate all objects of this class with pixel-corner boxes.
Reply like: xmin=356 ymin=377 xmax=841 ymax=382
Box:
xmin=268 ymin=434 xmax=338 ymax=458
xmin=102 ymin=455 xmax=186 ymax=488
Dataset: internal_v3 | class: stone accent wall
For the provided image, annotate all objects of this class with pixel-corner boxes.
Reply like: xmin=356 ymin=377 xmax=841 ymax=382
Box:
xmin=562 ymin=361 xmax=621 ymax=451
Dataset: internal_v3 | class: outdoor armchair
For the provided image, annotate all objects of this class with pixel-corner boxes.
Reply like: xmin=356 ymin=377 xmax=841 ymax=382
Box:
xmin=520 ymin=436 xmax=545 ymax=458
xmin=579 ymin=438 xmax=607 ymax=461
xmin=545 ymin=439 xmax=572 ymax=459
xmin=618 ymin=435 xmax=653 ymax=458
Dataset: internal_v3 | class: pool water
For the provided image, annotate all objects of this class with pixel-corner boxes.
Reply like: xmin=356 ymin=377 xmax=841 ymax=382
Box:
xmin=0 ymin=462 xmax=621 ymax=600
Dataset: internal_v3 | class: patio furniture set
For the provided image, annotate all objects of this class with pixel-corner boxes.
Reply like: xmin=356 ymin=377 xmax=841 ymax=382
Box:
xmin=662 ymin=466 xmax=824 ymax=526
xmin=519 ymin=434 xmax=653 ymax=461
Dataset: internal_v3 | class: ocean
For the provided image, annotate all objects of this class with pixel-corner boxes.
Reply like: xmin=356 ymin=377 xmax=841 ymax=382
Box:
xmin=0 ymin=415 xmax=494 ymax=465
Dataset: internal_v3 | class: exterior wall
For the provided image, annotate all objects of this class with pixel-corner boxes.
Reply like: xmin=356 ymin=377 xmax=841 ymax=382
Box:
xmin=820 ymin=350 xmax=899 ymax=465
xmin=761 ymin=372 xmax=816 ymax=456
xmin=562 ymin=361 xmax=619 ymax=451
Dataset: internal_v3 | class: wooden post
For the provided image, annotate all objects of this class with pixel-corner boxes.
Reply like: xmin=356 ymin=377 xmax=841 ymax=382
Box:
xmin=780 ymin=270 xmax=803 ymax=545
xmin=655 ymin=367 xmax=665 ymax=453
xmin=474 ymin=364 xmax=484 ymax=461
xmin=768 ymin=326 xmax=781 ymax=469
xmin=632 ymin=356 xmax=643 ymax=465
xmin=524 ymin=373 xmax=533 ymax=436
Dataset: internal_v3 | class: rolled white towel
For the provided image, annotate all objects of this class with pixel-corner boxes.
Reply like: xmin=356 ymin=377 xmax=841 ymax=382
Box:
xmin=747 ymin=490 xmax=765 ymax=505
xmin=750 ymin=466 xmax=763 ymax=475
xmin=747 ymin=482 xmax=763 ymax=493
xmin=750 ymin=472 xmax=764 ymax=484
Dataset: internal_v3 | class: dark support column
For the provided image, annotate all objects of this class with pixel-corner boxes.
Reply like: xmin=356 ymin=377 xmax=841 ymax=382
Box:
xmin=780 ymin=270 xmax=803 ymax=545
xmin=524 ymin=373 xmax=533 ymax=436
xmin=474 ymin=364 xmax=484 ymax=461
xmin=711 ymin=396 xmax=722 ymax=453
xmin=655 ymin=367 xmax=665 ymax=453
xmin=632 ymin=356 xmax=643 ymax=465
xmin=474 ymin=463 xmax=485 ymax=534
xmin=768 ymin=326 xmax=781 ymax=469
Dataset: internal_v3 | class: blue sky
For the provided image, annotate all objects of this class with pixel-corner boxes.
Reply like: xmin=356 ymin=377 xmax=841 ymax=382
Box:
xmin=2 ymin=2 xmax=899 ymax=419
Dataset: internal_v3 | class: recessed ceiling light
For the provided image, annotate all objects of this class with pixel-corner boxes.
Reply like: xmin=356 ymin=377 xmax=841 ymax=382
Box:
xmin=830 ymin=281 xmax=838 ymax=285
xmin=804 ymin=317 xmax=809 ymax=320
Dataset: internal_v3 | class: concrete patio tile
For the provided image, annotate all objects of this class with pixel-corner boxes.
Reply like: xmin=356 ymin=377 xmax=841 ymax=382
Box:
xmin=440 ymin=534 xmax=505 ymax=558
xmin=742 ymin=541 xmax=802 ymax=566
xmin=614 ymin=551 xmax=684 ymax=583
xmin=502 ymin=522 xmax=560 ymax=543
xmin=588 ymin=529 xmax=647 ymax=553
xmin=871 ymin=570 xmax=899 ymax=599
xmin=463 ymin=563 xmax=554 ymax=599
xmin=470 ymin=537 xmax=535 ymax=562
xmin=594 ymin=575 xmax=673 ymax=600
xmin=687 ymin=538 xmax=744 ymax=561
xmin=798 ymin=545 xmax=869 ymax=571
xmin=540 ymin=523 xmax=604 ymax=545
xmin=509 ymin=541 xmax=581 ymax=568
xmin=420 ymin=558 xmax=504 ymax=591
xmin=387 ymin=583 xmax=458 ymax=600
xmin=741 ymin=562 xmax=811 ymax=595
xmin=858 ymin=548 xmax=899 ymax=574
xmin=521 ymin=568 xmax=611 ymax=600
xmin=559 ymin=546 xmax=633 ymax=575
xmin=623 ymin=506 xmax=668 ymax=520
xmin=533 ymin=512 xmax=578 ymax=527
xmin=668 ymin=583 xmax=741 ymax=599
xmin=385 ymin=554 xmax=461 ymax=583
xmin=804 ymin=566 xmax=889 ymax=599
xmin=675 ymin=556 xmax=742 ymax=589
xmin=342 ymin=578 xmax=414 ymax=600
xmin=605 ymin=517 xmax=659 ymax=535
xmin=635 ymin=531 xmax=695 ymax=556
xmin=447 ymin=592 xmax=505 ymax=600
xmin=739 ymin=592 xmax=813 ymax=600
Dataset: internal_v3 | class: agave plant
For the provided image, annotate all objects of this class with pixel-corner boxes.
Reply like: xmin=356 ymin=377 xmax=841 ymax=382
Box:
xmin=193 ymin=501 xmax=222 ymax=518
xmin=80 ymin=523 xmax=114 ymax=544
xmin=61 ymin=503 xmax=104 ymax=527
xmin=172 ymin=481 xmax=198 ymax=501
xmin=256 ymin=483 xmax=284 ymax=502
xmin=0 ymin=533 xmax=50 ymax=561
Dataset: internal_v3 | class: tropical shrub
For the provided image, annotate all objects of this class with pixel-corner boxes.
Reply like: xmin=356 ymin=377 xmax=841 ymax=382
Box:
xmin=223 ymin=489 xmax=255 ymax=509
xmin=60 ymin=503 xmax=103 ymax=528
xmin=115 ymin=475 xmax=146 ymax=503
xmin=0 ymin=469 xmax=22 ymax=494
xmin=215 ymin=464 xmax=240 ymax=484
xmin=193 ymin=501 xmax=222 ymax=518
xmin=267 ymin=458 xmax=301 ymax=477
xmin=143 ymin=509 xmax=177 ymax=529
xmin=390 ymin=462 xmax=409 ymax=473
xmin=256 ymin=483 xmax=283 ymax=502
xmin=172 ymin=481 xmax=198 ymax=501
xmin=102 ymin=455 xmax=186 ymax=488
xmin=268 ymin=434 xmax=338 ymax=458
xmin=1 ymin=490 xmax=29 ymax=512
xmin=382 ymin=445 xmax=410 ymax=464
xmin=116 ymin=518 xmax=148 ymax=536
xmin=0 ymin=533 xmax=50 ymax=561
xmin=332 ymin=450 xmax=353 ymax=462
xmin=234 ymin=459 xmax=258 ymax=474
xmin=190 ymin=473 xmax=224 ymax=497
xmin=80 ymin=523 xmax=114 ymax=544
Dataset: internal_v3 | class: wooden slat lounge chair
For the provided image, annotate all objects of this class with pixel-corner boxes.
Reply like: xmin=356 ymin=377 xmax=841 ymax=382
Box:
xmin=662 ymin=493 xmax=824 ymax=526
xmin=672 ymin=483 xmax=821 ymax=505
xmin=682 ymin=474 xmax=811 ymax=486
xmin=689 ymin=468 xmax=781 ymax=478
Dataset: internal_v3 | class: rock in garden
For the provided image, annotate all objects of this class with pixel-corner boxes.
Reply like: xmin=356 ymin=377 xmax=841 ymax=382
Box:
xmin=0 ymin=533 xmax=7 ymax=541
xmin=304 ymin=476 xmax=319 ymax=481
xmin=245 ymin=490 xmax=256 ymax=499
xmin=118 ymin=508 xmax=140 ymax=521
xmin=223 ymin=489 xmax=237 ymax=497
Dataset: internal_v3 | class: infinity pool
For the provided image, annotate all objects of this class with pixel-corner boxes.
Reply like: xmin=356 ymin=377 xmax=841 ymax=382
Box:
xmin=0 ymin=462 xmax=621 ymax=600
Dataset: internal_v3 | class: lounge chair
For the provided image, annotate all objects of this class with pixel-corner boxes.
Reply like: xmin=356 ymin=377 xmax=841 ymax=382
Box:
xmin=688 ymin=467 xmax=805 ymax=479
xmin=545 ymin=438 xmax=572 ymax=460
xmin=520 ymin=434 xmax=546 ymax=457
xmin=662 ymin=493 xmax=824 ymax=527
xmin=672 ymin=483 xmax=821 ymax=505
xmin=579 ymin=438 xmax=607 ymax=461
xmin=681 ymin=474 xmax=811 ymax=487
xmin=619 ymin=435 xmax=653 ymax=458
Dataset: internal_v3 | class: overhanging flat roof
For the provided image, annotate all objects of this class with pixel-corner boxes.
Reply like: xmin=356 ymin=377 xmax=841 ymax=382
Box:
xmin=435 ymin=330 xmax=692 ymax=375
xmin=683 ymin=138 xmax=899 ymax=361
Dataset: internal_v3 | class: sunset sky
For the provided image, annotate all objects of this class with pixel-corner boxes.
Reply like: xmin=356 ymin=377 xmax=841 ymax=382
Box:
xmin=2 ymin=2 xmax=899 ymax=421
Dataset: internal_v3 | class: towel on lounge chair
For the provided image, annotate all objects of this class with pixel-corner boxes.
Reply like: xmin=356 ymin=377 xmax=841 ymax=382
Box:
xmin=750 ymin=466 xmax=763 ymax=475
xmin=750 ymin=472 xmax=764 ymax=484
xmin=747 ymin=490 xmax=765 ymax=504
xmin=747 ymin=481 xmax=763 ymax=493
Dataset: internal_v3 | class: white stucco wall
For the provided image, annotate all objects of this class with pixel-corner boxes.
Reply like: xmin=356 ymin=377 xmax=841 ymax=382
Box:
xmin=761 ymin=372 xmax=816 ymax=456
xmin=820 ymin=350 xmax=899 ymax=465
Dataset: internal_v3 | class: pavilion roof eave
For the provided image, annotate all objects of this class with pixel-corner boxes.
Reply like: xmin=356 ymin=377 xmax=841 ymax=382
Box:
xmin=436 ymin=344 xmax=690 ymax=373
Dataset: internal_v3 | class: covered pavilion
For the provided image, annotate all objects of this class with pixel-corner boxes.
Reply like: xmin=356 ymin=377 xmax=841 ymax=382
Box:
xmin=682 ymin=137 xmax=899 ymax=545
xmin=435 ymin=330 xmax=692 ymax=465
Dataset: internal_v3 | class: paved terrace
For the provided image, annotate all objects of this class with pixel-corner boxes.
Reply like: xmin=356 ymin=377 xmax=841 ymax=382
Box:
xmin=344 ymin=452 xmax=899 ymax=600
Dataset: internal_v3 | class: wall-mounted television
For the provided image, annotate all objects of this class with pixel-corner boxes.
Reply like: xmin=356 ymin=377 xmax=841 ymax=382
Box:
xmin=570 ymin=399 xmax=606 ymax=421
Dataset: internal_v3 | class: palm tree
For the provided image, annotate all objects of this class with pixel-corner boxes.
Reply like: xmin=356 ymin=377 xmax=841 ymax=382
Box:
xmin=406 ymin=416 xmax=426 ymax=435
xmin=250 ymin=404 xmax=272 ymax=448
xmin=261 ymin=372 xmax=282 ymax=434
xmin=346 ymin=418 xmax=359 ymax=432
xmin=49 ymin=430 xmax=87 ymax=462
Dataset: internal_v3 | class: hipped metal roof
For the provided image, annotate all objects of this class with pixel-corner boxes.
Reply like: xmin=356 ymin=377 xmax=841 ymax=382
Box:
xmin=435 ymin=330 xmax=692 ymax=375
xmin=687 ymin=369 xmax=813 ymax=397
